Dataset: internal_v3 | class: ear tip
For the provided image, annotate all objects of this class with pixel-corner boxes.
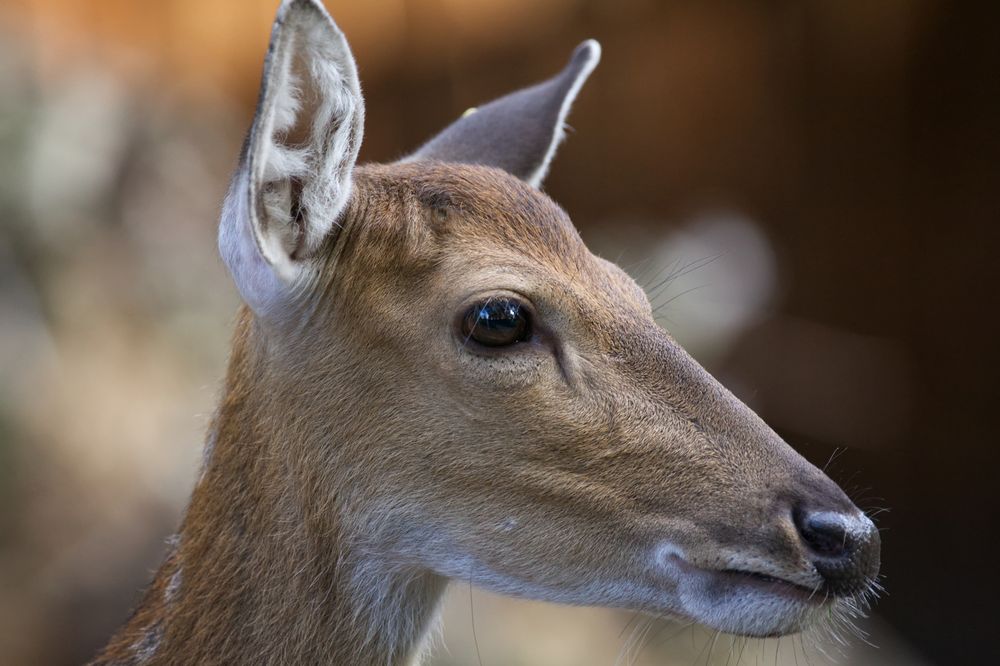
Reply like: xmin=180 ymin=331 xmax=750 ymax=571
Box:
xmin=274 ymin=0 xmax=347 ymax=44
xmin=277 ymin=0 xmax=336 ymax=24
xmin=573 ymin=39 xmax=602 ymax=69
xmin=279 ymin=0 xmax=325 ymax=10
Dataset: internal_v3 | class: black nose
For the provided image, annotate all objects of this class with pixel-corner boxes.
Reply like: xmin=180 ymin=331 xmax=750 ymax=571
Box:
xmin=793 ymin=508 xmax=880 ymax=596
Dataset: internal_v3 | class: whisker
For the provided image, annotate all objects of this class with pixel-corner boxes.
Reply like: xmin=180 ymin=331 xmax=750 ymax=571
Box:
xmin=618 ymin=610 xmax=643 ymax=640
xmin=652 ymin=283 xmax=710 ymax=314
xmin=822 ymin=447 xmax=844 ymax=473
xmin=706 ymin=628 xmax=723 ymax=666
xmin=468 ymin=579 xmax=483 ymax=666
xmin=643 ymin=253 xmax=723 ymax=300
xmin=646 ymin=618 xmax=695 ymax=650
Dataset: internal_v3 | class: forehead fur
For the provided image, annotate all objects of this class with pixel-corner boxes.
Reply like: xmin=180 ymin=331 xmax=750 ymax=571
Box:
xmin=344 ymin=162 xmax=590 ymax=274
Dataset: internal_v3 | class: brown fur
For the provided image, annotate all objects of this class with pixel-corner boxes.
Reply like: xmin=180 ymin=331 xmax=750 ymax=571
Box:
xmin=93 ymin=163 xmax=868 ymax=665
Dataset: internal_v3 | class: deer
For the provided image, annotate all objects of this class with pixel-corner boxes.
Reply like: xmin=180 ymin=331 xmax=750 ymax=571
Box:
xmin=92 ymin=1 xmax=880 ymax=664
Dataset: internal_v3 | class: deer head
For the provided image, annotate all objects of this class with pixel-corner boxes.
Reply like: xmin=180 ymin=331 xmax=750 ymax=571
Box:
xmin=221 ymin=0 xmax=879 ymax=642
xmin=96 ymin=1 xmax=881 ymax=663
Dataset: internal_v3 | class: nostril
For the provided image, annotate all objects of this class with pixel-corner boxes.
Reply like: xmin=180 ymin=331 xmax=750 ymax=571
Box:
xmin=792 ymin=508 xmax=881 ymax=597
xmin=794 ymin=509 xmax=852 ymax=558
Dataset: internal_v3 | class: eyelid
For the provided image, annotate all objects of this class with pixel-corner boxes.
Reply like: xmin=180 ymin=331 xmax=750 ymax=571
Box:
xmin=456 ymin=289 xmax=537 ymax=316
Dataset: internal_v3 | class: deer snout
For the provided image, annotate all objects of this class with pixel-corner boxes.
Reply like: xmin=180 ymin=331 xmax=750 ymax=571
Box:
xmin=792 ymin=507 xmax=881 ymax=596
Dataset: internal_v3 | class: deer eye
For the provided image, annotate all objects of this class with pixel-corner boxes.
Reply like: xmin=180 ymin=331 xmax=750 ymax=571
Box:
xmin=461 ymin=297 xmax=531 ymax=347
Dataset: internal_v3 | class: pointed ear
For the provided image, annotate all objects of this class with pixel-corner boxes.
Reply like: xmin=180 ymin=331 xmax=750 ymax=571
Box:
xmin=219 ymin=0 xmax=364 ymax=315
xmin=405 ymin=40 xmax=600 ymax=187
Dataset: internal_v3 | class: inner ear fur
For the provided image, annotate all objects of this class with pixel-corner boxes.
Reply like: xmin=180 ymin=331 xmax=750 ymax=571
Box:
xmin=248 ymin=0 xmax=365 ymax=265
xmin=219 ymin=0 xmax=364 ymax=315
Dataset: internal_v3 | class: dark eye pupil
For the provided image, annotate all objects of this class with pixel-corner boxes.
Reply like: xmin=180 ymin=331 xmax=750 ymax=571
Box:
xmin=461 ymin=298 xmax=530 ymax=347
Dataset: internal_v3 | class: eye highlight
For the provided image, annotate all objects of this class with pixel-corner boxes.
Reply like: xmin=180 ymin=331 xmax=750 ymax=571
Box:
xmin=460 ymin=297 xmax=532 ymax=348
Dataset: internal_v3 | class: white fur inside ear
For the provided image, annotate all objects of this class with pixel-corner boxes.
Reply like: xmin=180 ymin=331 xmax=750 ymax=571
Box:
xmin=222 ymin=0 xmax=364 ymax=314
xmin=526 ymin=39 xmax=601 ymax=188
xmin=252 ymin=1 xmax=364 ymax=254
xmin=262 ymin=68 xmax=310 ymax=185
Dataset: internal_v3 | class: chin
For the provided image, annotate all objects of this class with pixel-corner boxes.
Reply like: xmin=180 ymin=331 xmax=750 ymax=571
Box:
xmin=676 ymin=583 xmax=830 ymax=638
xmin=652 ymin=549 xmax=847 ymax=639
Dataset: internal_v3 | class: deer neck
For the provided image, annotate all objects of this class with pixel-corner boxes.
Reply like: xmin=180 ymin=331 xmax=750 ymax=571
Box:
xmin=93 ymin=310 xmax=447 ymax=666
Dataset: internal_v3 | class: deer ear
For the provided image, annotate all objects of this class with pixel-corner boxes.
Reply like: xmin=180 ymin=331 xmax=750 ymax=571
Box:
xmin=219 ymin=0 xmax=364 ymax=315
xmin=405 ymin=40 xmax=600 ymax=187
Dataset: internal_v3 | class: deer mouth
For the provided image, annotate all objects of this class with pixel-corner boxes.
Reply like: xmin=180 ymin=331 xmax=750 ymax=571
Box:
xmin=658 ymin=547 xmax=821 ymax=598
xmin=666 ymin=554 xmax=824 ymax=605
xmin=653 ymin=546 xmax=833 ymax=637
xmin=714 ymin=568 xmax=821 ymax=603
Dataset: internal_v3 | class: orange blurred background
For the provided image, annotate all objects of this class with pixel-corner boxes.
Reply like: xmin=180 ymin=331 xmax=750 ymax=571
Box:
xmin=1 ymin=1 xmax=997 ymax=664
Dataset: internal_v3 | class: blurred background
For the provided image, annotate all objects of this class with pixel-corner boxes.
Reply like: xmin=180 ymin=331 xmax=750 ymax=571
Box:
xmin=1 ymin=0 xmax=997 ymax=664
